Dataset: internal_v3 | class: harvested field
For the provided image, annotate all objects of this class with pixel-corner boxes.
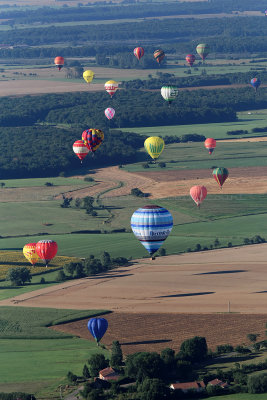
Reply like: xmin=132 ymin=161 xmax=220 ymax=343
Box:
xmin=52 ymin=312 xmax=267 ymax=355
xmin=55 ymin=165 xmax=267 ymax=201
xmin=3 ymin=244 xmax=267 ymax=314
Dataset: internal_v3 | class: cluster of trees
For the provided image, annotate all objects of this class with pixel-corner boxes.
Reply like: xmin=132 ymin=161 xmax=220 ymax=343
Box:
xmin=122 ymin=71 xmax=267 ymax=89
xmin=0 ymin=125 xmax=144 ymax=179
xmin=6 ymin=267 xmax=31 ymax=286
xmin=58 ymin=252 xmax=128 ymax=281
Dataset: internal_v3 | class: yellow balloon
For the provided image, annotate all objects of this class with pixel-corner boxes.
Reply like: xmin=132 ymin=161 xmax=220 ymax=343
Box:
xmin=23 ymin=243 xmax=39 ymax=265
xmin=144 ymin=136 xmax=165 ymax=160
xmin=83 ymin=70 xmax=95 ymax=84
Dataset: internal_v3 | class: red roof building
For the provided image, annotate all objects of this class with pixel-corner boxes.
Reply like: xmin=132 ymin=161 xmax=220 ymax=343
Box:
xmin=99 ymin=367 xmax=121 ymax=381
xmin=170 ymin=381 xmax=205 ymax=393
xmin=208 ymin=378 xmax=229 ymax=388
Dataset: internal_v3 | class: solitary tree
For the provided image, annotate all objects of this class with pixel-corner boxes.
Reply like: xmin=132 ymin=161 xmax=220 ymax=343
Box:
xmin=247 ymin=333 xmax=260 ymax=343
xmin=87 ymin=353 xmax=108 ymax=377
xmin=179 ymin=336 xmax=208 ymax=362
xmin=110 ymin=341 xmax=123 ymax=368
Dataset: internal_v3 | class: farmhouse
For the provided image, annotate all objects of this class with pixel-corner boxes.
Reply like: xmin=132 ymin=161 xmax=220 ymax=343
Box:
xmin=208 ymin=378 xmax=229 ymax=388
xmin=170 ymin=381 xmax=205 ymax=393
xmin=99 ymin=367 xmax=121 ymax=381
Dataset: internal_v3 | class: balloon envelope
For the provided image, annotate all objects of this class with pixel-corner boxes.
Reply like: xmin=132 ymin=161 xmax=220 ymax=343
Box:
xmin=250 ymin=77 xmax=261 ymax=91
xmin=204 ymin=138 xmax=216 ymax=155
xmin=23 ymin=243 xmax=39 ymax=265
xmin=131 ymin=205 xmax=173 ymax=255
xmin=54 ymin=56 xmax=64 ymax=70
xmin=196 ymin=44 xmax=210 ymax=61
xmin=73 ymin=140 xmax=89 ymax=162
xmin=83 ymin=70 xmax=95 ymax=84
xmin=105 ymin=108 xmax=115 ymax=120
xmin=212 ymin=167 xmax=229 ymax=188
xmin=134 ymin=47 xmax=144 ymax=60
xmin=87 ymin=318 xmax=108 ymax=342
xmin=190 ymin=186 xmax=207 ymax=207
xmin=161 ymin=86 xmax=178 ymax=104
xmin=186 ymin=54 xmax=196 ymax=67
xmin=105 ymin=80 xmax=118 ymax=97
xmin=82 ymin=129 xmax=104 ymax=153
xmin=154 ymin=49 xmax=165 ymax=64
xmin=144 ymin=136 xmax=164 ymax=160
xmin=36 ymin=240 xmax=58 ymax=266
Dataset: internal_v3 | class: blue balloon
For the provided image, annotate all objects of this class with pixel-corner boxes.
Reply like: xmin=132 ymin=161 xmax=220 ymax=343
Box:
xmin=250 ymin=77 xmax=261 ymax=91
xmin=87 ymin=318 xmax=108 ymax=343
xmin=131 ymin=205 xmax=173 ymax=256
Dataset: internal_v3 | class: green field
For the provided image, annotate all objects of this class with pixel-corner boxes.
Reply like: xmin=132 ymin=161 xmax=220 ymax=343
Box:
xmin=207 ymin=395 xmax=267 ymax=400
xmin=0 ymin=306 xmax=109 ymax=395
xmin=1 ymin=194 xmax=267 ymax=258
xmin=121 ymin=110 xmax=267 ymax=140
xmin=124 ymin=140 xmax=267 ymax=172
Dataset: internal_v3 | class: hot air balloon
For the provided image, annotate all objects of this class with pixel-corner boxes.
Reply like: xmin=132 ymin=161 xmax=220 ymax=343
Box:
xmin=212 ymin=167 xmax=229 ymax=189
xmin=105 ymin=80 xmax=118 ymax=98
xmin=186 ymin=54 xmax=196 ymax=67
xmin=83 ymin=70 xmax=95 ymax=84
xmin=36 ymin=240 xmax=58 ymax=267
xmin=87 ymin=318 xmax=108 ymax=345
xmin=154 ymin=49 xmax=165 ymax=64
xmin=104 ymin=108 xmax=115 ymax=120
xmin=134 ymin=47 xmax=144 ymax=60
xmin=190 ymin=186 xmax=207 ymax=207
xmin=82 ymin=129 xmax=104 ymax=153
xmin=54 ymin=56 xmax=64 ymax=71
xmin=250 ymin=77 xmax=261 ymax=92
xmin=73 ymin=140 xmax=89 ymax=163
xmin=204 ymin=138 xmax=216 ymax=155
xmin=131 ymin=205 xmax=173 ymax=258
xmin=265 ymin=9 xmax=267 ymax=16
xmin=161 ymin=86 xmax=178 ymax=105
xmin=144 ymin=136 xmax=164 ymax=161
xmin=196 ymin=44 xmax=210 ymax=62
xmin=23 ymin=243 xmax=39 ymax=266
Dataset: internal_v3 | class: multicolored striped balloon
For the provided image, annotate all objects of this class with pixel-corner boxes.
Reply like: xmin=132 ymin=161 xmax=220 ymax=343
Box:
xmin=212 ymin=167 xmax=229 ymax=189
xmin=73 ymin=140 xmax=90 ymax=162
xmin=131 ymin=205 xmax=173 ymax=256
xmin=82 ymin=129 xmax=104 ymax=153
xmin=104 ymin=108 xmax=115 ymax=120
xmin=134 ymin=47 xmax=144 ymax=60
xmin=153 ymin=49 xmax=165 ymax=64
xmin=196 ymin=43 xmax=210 ymax=61
xmin=104 ymin=80 xmax=118 ymax=98
xmin=161 ymin=86 xmax=178 ymax=105
xmin=144 ymin=136 xmax=164 ymax=160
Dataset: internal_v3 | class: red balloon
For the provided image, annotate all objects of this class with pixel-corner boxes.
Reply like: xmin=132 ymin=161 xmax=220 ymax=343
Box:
xmin=73 ymin=140 xmax=89 ymax=162
xmin=190 ymin=185 xmax=207 ymax=207
xmin=36 ymin=240 xmax=58 ymax=267
xmin=186 ymin=54 xmax=195 ymax=67
xmin=204 ymin=138 xmax=216 ymax=155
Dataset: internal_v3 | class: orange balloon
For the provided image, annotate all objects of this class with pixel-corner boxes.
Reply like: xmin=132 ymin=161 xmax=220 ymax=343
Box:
xmin=190 ymin=185 xmax=207 ymax=207
xmin=54 ymin=56 xmax=64 ymax=70
xmin=204 ymin=138 xmax=216 ymax=155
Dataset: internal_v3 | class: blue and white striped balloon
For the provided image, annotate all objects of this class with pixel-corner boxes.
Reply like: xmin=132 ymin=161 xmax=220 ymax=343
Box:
xmin=131 ymin=205 xmax=173 ymax=255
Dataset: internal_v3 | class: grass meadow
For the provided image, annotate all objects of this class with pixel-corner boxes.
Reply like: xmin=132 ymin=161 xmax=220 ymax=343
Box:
xmin=121 ymin=110 xmax=267 ymax=140
xmin=1 ymin=194 xmax=267 ymax=259
xmin=0 ymin=307 xmax=109 ymax=396
xmin=124 ymin=140 xmax=267 ymax=172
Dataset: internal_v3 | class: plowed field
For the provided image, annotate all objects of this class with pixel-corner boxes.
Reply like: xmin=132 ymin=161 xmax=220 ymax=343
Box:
xmin=52 ymin=312 xmax=267 ymax=355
